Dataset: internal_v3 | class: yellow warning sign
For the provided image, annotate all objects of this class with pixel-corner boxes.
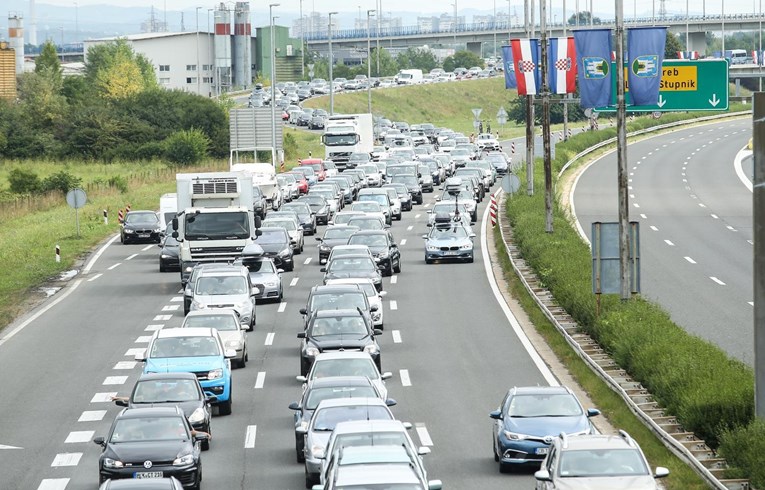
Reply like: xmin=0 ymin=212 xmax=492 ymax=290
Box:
xmin=659 ymin=65 xmax=698 ymax=91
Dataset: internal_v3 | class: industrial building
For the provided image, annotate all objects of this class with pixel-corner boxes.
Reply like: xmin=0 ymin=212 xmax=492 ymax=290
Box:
xmin=0 ymin=41 xmax=17 ymax=100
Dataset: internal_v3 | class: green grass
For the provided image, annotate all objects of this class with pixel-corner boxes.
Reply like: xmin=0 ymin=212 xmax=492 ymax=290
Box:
xmin=284 ymin=127 xmax=324 ymax=163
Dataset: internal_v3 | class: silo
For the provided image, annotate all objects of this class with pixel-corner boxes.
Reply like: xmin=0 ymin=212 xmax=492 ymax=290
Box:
xmin=233 ymin=2 xmax=251 ymax=89
xmin=8 ymin=13 xmax=24 ymax=75
xmin=214 ymin=4 xmax=232 ymax=94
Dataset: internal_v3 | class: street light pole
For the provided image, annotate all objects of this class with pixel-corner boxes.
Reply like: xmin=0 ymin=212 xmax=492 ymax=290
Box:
xmin=196 ymin=7 xmax=201 ymax=95
xmin=452 ymin=2 xmax=457 ymax=46
xmin=376 ymin=0 xmax=381 ymax=76
xmin=300 ymin=0 xmax=305 ymax=79
xmin=615 ymin=0 xmax=630 ymax=300
xmin=208 ymin=8 xmax=214 ymax=96
xmin=493 ymin=0 xmax=497 ymax=59
xmin=367 ymin=10 xmax=376 ymax=114
xmin=328 ymin=11 xmax=338 ymax=115
xmin=540 ymin=0 xmax=553 ymax=232
xmin=270 ymin=3 xmax=280 ymax=168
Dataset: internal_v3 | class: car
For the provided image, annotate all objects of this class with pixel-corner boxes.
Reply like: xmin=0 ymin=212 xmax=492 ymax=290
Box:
xmin=301 ymin=158 xmax=327 ymax=182
xmin=98 ymin=477 xmax=185 ymax=490
xmin=93 ymin=407 xmax=207 ymax=488
xmin=323 ymin=160 xmax=338 ymax=178
xmin=138 ymin=328 xmax=236 ymax=415
xmin=378 ymin=186 xmax=402 ymax=220
xmin=349 ymin=201 xmax=386 ymax=222
xmin=330 ymin=211 xmax=366 ymax=226
xmin=322 ymin=446 xmax=427 ymax=488
xmin=449 ymin=147 xmax=472 ymax=167
xmin=294 ymin=165 xmax=319 ymax=187
xmin=455 ymin=168 xmax=487 ymax=200
xmin=189 ymin=268 xmax=257 ymax=330
xmin=181 ymin=309 xmax=248 ymax=368
xmin=534 ymin=431 xmax=669 ymax=489
xmin=357 ymin=163 xmax=384 ymax=187
xmin=347 ymin=152 xmax=372 ymax=168
xmin=298 ymin=309 xmax=383 ymax=375
xmin=113 ymin=372 xmax=213 ymax=450
xmin=121 ymin=210 xmax=162 ymax=244
xmin=437 ymin=187 xmax=477 ymax=223
xmin=182 ymin=263 xmax=245 ymax=314
xmin=356 ymin=189 xmax=393 ymax=224
xmin=282 ymin=201 xmax=318 ymax=236
xmin=476 ymin=132 xmax=501 ymax=152
xmin=277 ymin=173 xmax=300 ymax=201
xmin=325 ymin=176 xmax=355 ymax=204
xmin=301 ymin=398 xmax=396 ymax=488
xmin=286 ymin=171 xmax=310 ymax=194
xmin=465 ymin=160 xmax=496 ymax=188
xmin=417 ymin=164 xmax=435 ymax=192
xmin=300 ymin=283 xmax=376 ymax=327
xmin=390 ymin=174 xmax=423 ymax=205
xmin=310 ymin=187 xmax=341 ymax=215
xmin=327 ymin=244 xmax=376 ymax=263
xmin=484 ymin=151 xmax=511 ymax=174
xmin=320 ymin=462 xmax=442 ymax=490
xmin=422 ymin=221 xmax=476 ymax=264
xmin=299 ymin=194 xmax=331 ymax=225
xmin=289 ymin=376 xmax=392 ymax=463
xmin=489 ymin=385 xmax=601 ymax=472
xmin=326 ymin=278 xmax=386 ymax=329
xmin=253 ymin=226 xmax=295 ymax=271
xmin=235 ymin=243 xmax=284 ymax=302
xmin=262 ymin=217 xmax=305 ymax=254
xmin=427 ymin=202 xmax=472 ymax=231
xmin=383 ymin=183 xmax=413 ymax=211
xmin=158 ymin=226 xmax=181 ymax=273
xmin=316 ymin=225 xmax=360 ymax=264
xmin=346 ymin=216 xmax=387 ymax=232
xmin=322 ymin=254 xmax=383 ymax=291
xmin=347 ymin=230 xmax=401 ymax=276
xmin=297 ymin=89 xmax=312 ymax=102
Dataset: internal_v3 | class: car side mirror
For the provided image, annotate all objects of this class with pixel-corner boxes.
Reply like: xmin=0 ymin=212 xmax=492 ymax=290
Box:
xmin=251 ymin=287 xmax=260 ymax=296
xmin=421 ymin=234 xmax=428 ymax=239
xmin=93 ymin=436 xmax=106 ymax=447
xmin=320 ymin=267 xmax=327 ymax=272
xmin=381 ymin=372 xmax=393 ymax=380
xmin=654 ymin=467 xmax=670 ymax=478
xmin=296 ymin=375 xmax=307 ymax=382
xmin=468 ymin=233 xmax=476 ymax=239
xmin=194 ymin=432 xmax=210 ymax=442
xmin=172 ymin=217 xmax=178 ymax=230
xmin=296 ymin=425 xmax=308 ymax=435
xmin=135 ymin=351 xmax=146 ymax=362
xmin=370 ymin=305 xmax=379 ymax=312
xmin=114 ymin=399 xmax=128 ymax=407
xmin=426 ymin=223 xmax=432 ymax=227
xmin=534 ymin=469 xmax=552 ymax=482
xmin=297 ymin=332 xmax=306 ymax=339
xmin=435 ymin=196 xmax=441 ymax=201
xmin=384 ymin=398 xmax=397 ymax=406
xmin=379 ymin=291 xmax=387 ymax=297
xmin=241 ymin=324 xmax=248 ymax=330
xmin=373 ymin=329 xmax=383 ymax=336
xmin=489 ymin=410 xmax=503 ymax=420
xmin=587 ymin=408 xmax=601 ymax=418
xmin=315 ymin=237 xmax=323 ymax=241
xmin=299 ymin=308 xmax=307 ymax=315
xmin=288 ymin=401 xmax=300 ymax=410
xmin=205 ymin=395 xmax=218 ymax=404
xmin=171 ymin=231 xmax=179 ymax=239
xmin=277 ymin=269 xmax=284 ymax=273
xmin=418 ymin=446 xmax=431 ymax=456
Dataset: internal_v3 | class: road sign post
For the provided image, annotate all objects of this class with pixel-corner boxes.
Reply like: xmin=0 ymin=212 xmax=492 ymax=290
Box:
xmin=65 ymin=188 xmax=87 ymax=237
xmin=595 ymin=59 xmax=729 ymax=113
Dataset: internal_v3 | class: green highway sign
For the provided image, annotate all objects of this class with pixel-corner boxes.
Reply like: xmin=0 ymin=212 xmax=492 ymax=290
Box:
xmin=595 ymin=59 xmax=728 ymax=112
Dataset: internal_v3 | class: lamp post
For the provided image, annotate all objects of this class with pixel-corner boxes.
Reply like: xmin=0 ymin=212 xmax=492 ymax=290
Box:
xmin=376 ymin=0 xmax=382 ymax=76
xmin=196 ymin=6 xmax=201 ymax=95
xmin=493 ymin=0 xmax=497 ymax=59
xmin=367 ymin=9 xmax=376 ymax=114
xmin=328 ymin=11 xmax=338 ymax=115
xmin=507 ymin=0 xmax=511 ymax=34
xmin=208 ymin=8 xmax=214 ymax=96
xmin=270 ymin=3 xmax=279 ymax=168
xmin=300 ymin=0 xmax=304 ymax=79
xmin=452 ymin=2 xmax=457 ymax=46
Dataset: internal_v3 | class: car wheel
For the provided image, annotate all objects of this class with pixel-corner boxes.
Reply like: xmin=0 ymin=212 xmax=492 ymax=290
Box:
xmin=296 ymin=436 xmax=306 ymax=463
xmin=425 ymin=258 xmax=433 ymax=264
xmin=191 ymin=469 xmax=201 ymax=490
xmin=218 ymin=395 xmax=232 ymax=416
xmin=159 ymin=262 xmax=166 ymax=273
xmin=305 ymin=469 xmax=317 ymax=489
xmin=417 ymin=196 xmax=423 ymax=204
xmin=120 ymin=234 xmax=124 ymax=244
xmin=394 ymin=258 xmax=401 ymax=273
xmin=300 ymin=240 xmax=304 ymax=253
xmin=278 ymin=287 xmax=284 ymax=302
xmin=468 ymin=255 xmax=474 ymax=263
xmin=493 ymin=437 xmax=499 ymax=462
xmin=202 ymin=431 xmax=211 ymax=451
xmin=396 ymin=213 xmax=402 ymax=220
xmin=286 ymin=262 xmax=295 ymax=272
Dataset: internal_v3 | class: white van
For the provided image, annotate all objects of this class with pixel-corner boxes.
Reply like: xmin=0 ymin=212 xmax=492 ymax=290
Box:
xmin=159 ymin=193 xmax=177 ymax=230
xmin=728 ymin=49 xmax=751 ymax=65
xmin=395 ymin=69 xmax=423 ymax=85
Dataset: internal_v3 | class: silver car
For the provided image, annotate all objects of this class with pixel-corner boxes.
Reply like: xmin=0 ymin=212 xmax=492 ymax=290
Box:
xmin=190 ymin=270 xmax=257 ymax=330
xmin=181 ymin=309 xmax=248 ymax=368
xmin=262 ymin=217 xmax=305 ymax=254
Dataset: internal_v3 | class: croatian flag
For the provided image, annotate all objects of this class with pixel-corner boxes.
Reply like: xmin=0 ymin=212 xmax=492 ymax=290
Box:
xmin=501 ymin=44 xmax=518 ymax=89
xmin=548 ymin=37 xmax=577 ymax=94
xmin=678 ymin=51 xmax=699 ymax=60
xmin=511 ymin=38 xmax=540 ymax=95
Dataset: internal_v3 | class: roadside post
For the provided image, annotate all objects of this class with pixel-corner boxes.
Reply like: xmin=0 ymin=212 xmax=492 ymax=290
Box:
xmin=753 ymin=92 xmax=765 ymax=418
xmin=65 ymin=188 xmax=87 ymax=238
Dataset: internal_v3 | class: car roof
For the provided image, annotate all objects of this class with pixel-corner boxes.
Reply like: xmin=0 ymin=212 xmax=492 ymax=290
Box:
xmin=332 ymin=419 xmax=409 ymax=435
xmin=258 ymin=226 xmax=289 ymax=234
xmin=156 ymin=327 xmax=217 ymax=338
xmin=197 ymin=270 xmax=246 ymax=278
xmin=338 ymin=445 xmax=411 ymax=465
xmin=510 ymin=386 xmax=572 ymax=396
xmin=328 ymin=254 xmax=375 ymax=261
xmin=562 ymin=433 xmax=638 ymax=451
xmin=350 ymin=230 xmax=388 ymax=236
xmin=183 ymin=309 xmax=238 ymax=319
xmin=332 ymin=245 xmax=371 ymax=251
xmin=311 ymin=284 xmax=363 ymax=293
xmin=118 ymin=406 xmax=183 ymax=419
xmin=325 ymin=278 xmax=376 ymax=287
xmin=314 ymin=397 xmax=388 ymax=410
xmin=312 ymin=308 xmax=365 ymax=318
xmin=314 ymin=351 xmax=375 ymax=361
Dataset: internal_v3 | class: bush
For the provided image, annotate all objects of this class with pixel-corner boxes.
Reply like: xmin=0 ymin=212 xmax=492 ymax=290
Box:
xmin=108 ymin=175 xmax=129 ymax=193
xmin=719 ymin=419 xmax=765 ymax=487
xmin=41 ymin=170 xmax=82 ymax=194
xmin=8 ymin=168 xmax=42 ymax=194
xmin=164 ymin=128 xmax=210 ymax=165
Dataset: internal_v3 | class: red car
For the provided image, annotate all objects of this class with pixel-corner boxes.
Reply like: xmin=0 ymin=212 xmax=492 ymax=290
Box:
xmin=299 ymin=158 xmax=326 ymax=181
xmin=282 ymin=110 xmax=290 ymax=121
xmin=286 ymin=171 xmax=309 ymax=194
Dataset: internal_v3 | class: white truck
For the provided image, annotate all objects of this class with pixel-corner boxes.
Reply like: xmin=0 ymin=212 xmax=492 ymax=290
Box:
xmin=158 ymin=193 xmax=178 ymax=231
xmin=395 ymin=69 xmax=423 ymax=85
xmin=231 ymin=162 xmax=282 ymax=211
xmin=173 ymin=172 xmax=259 ymax=283
xmin=321 ymin=113 xmax=374 ymax=170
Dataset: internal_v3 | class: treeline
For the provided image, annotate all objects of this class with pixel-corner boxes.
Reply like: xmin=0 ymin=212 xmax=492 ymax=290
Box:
xmin=0 ymin=40 xmax=229 ymax=164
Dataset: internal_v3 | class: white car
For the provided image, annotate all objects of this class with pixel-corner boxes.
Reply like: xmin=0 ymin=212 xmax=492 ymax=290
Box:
xmin=181 ymin=309 xmax=248 ymax=368
xmin=476 ymin=132 xmax=501 ymax=152
xmin=262 ymin=217 xmax=305 ymax=254
xmin=358 ymin=164 xmax=384 ymax=187
xmin=190 ymin=269 xmax=257 ymax=330
xmin=297 ymin=352 xmax=393 ymax=398
xmin=349 ymin=202 xmax=387 ymax=225
xmin=326 ymin=278 xmax=387 ymax=328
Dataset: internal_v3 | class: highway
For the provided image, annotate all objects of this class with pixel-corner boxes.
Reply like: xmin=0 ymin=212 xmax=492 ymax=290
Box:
xmin=572 ymin=118 xmax=754 ymax=364
xmin=0 ymin=156 xmax=553 ymax=489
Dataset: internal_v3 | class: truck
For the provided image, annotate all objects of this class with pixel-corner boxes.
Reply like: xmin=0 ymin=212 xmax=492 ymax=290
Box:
xmin=231 ymin=162 xmax=282 ymax=211
xmin=173 ymin=172 xmax=259 ymax=284
xmin=321 ymin=113 xmax=374 ymax=170
xmin=158 ymin=193 xmax=178 ymax=231
xmin=395 ymin=69 xmax=423 ymax=85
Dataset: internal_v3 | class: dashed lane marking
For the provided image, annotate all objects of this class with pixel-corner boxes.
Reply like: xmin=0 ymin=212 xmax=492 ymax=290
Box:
xmin=650 ymin=226 xmax=658 ymax=231
xmin=141 ymin=245 xmax=154 ymax=251
xmin=103 ymin=376 xmax=128 ymax=385
xmin=390 ymin=300 xmax=398 ymax=310
xmin=124 ymin=348 xmax=145 ymax=357
xmin=278 ymin=302 xmax=287 ymax=313
xmin=400 ymin=239 xmax=407 ymax=246
xmin=265 ymin=332 xmax=275 ymax=345
xmin=170 ymin=296 xmax=183 ymax=302
xmin=684 ymin=257 xmax=697 ymax=264
xmin=64 ymin=431 xmax=94 ymax=444
xmin=145 ymin=324 xmax=163 ymax=332
xmin=254 ymin=372 xmax=266 ymax=389
xmin=37 ymin=479 xmax=70 ymax=490
xmin=633 ymin=203 xmax=640 ymax=208
xmin=727 ymin=226 xmax=737 ymax=232
xmin=290 ymin=277 xmax=299 ymax=287
xmin=126 ymin=254 xmax=138 ymax=261
xmin=407 ymin=225 xmax=413 ymax=231
xmin=51 ymin=453 xmax=82 ymax=467
xmin=710 ymin=277 xmax=726 ymax=286
xmin=664 ymin=240 xmax=675 ymax=246
xmin=153 ymin=315 xmax=172 ymax=321
xmin=162 ymin=305 xmax=180 ymax=311
xmin=415 ymin=423 xmax=433 ymax=446
xmin=399 ymin=369 xmax=412 ymax=386
xmin=87 ymin=274 xmax=102 ymax=282
xmin=135 ymin=336 xmax=152 ymax=343
xmin=244 ymin=425 xmax=257 ymax=448
xmin=107 ymin=263 xmax=121 ymax=270
xmin=392 ymin=330 xmax=402 ymax=343
xmin=391 ymin=276 xmax=398 ymax=284
xmin=639 ymin=214 xmax=647 ymax=219
xmin=711 ymin=214 xmax=719 ymax=219
xmin=78 ymin=411 xmax=106 ymax=422
xmin=698 ymin=203 xmax=706 ymax=208
xmin=304 ymin=257 xmax=312 ymax=265
xmin=90 ymin=392 xmax=118 ymax=403
xmin=415 ymin=214 xmax=421 ymax=219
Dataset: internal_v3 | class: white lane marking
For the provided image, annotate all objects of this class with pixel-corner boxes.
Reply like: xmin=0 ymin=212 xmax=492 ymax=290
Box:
xmin=485 ymin=191 xmax=559 ymax=386
xmin=278 ymin=302 xmax=287 ymax=313
xmin=749 ymin=301 xmax=755 ymax=307
xmin=711 ymin=214 xmax=719 ymax=219
xmin=254 ymin=372 xmax=266 ymax=389
xmin=650 ymin=226 xmax=658 ymax=231
xmin=0 ymin=444 xmax=21 ymax=449
xmin=141 ymin=245 xmax=154 ymax=251
xmin=170 ymin=296 xmax=183 ymax=302
xmin=162 ymin=305 xmax=180 ymax=311
xmin=153 ymin=314 xmax=172 ymax=321
xmin=748 ymin=240 xmax=755 ymax=245
xmin=177 ymin=289 xmax=184 ymax=294
xmin=698 ymin=203 xmax=706 ymax=208
xmin=64 ymin=431 xmax=94 ymax=444
xmin=392 ymin=330 xmax=402 ymax=343
xmin=145 ymin=324 xmax=163 ymax=332
xmin=38 ymin=479 xmax=70 ymax=490
xmin=390 ymin=300 xmax=398 ymax=310
xmin=690 ymin=194 xmax=697 ymax=199
xmin=415 ymin=214 xmax=421 ymax=219
xmin=391 ymin=276 xmax=398 ymax=284
xmin=710 ymin=277 xmax=726 ymax=286
xmin=265 ymin=332 xmax=275 ymax=345
xmin=734 ymin=148 xmax=754 ymax=192
xmin=290 ymin=277 xmax=299 ymax=287
xmin=727 ymin=225 xmax=737 ymax=232
xmin=664 ymin=240 xmax=675 ymax=246
xmin=400 ymin=239 xmax=407 ymax=246
xmin=103 ymin=376 xmax=128 ymax=385
xmin=423 ymin=203 xmax=431 ymax=208
xmin=125 ymin=348 xmax=145 ymax=357
xmin=87 ymin=274 xmax=102 ymax=282
xmin=244 ymin=425 xmax=257 ymax=448
xmin=78 ymin=410 xmax=106 ymax=422
xmin=633 ymin=203 xmax=640 ymax=208
xmin=639 ymin=214 xmax=647 ymax=219
xmin=399 ymin=369 xmax=412 ymax=386
xmin=51 ymin=453 xmax=82 ymax=467
xmin=415 ymin=423 xmax=434 ymax=446
xmin=135 ymin=336 xmax=152 ymax=343
xmin=108 ymin=263 xmax=121 ymax=270
xmin=682 ymin=179 xmax=687 ymax=183
xmin=90 ymin=392 xmax=118 ymax=403
xmin=684 ymin=257 xmax=697 ymax=264
xmin=126 ymin=254 xmax=138 ymax=260
xmin=629 ymin=194 xmax=635 ymax=199
xmin=304 ymin=257 xmax=312 ymax=265
xmin=407 ymin=225 xmax=413 ymax=231
xmin=83 ymin=234 xmax=120 ymax=273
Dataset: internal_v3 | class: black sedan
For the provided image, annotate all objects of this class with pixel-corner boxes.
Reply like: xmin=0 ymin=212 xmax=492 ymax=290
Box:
xmin=347 ymin=230 xmax=401 ymax=276
xmin=308 ymin=115 xmax=326 ymax=130
xmin=298 ymin=194 xmax=331 ymax=225
xmin=94 ymin=407 xmax=207 ymax=488
xmin=298 ymin=309 xmax=383 ymax=376
xmin=158 ymin=232 xmax=180 ymax=273
xmin=121 ymin=211 xmax=162 ymax=244
xmin=114 ymin=373 xmax=213 ymax=450
xmin=282 ymin=202 xmax=317 ymax=236
xmin=316 ymin=225 xmax=359 ymax=264
xmin=254 ymin=227 xmax=295 ymax=271
xmin=321 ymin=254 xmax=384 ymax=292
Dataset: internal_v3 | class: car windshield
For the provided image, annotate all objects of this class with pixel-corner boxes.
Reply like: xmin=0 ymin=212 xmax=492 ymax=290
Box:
xmin=392 ymin=176 xmax=417 ymax=186
xmin=336 ymin=485 xmax=421 ymax=490
xmin=132 ymin=379 xmax=199 ymax=403
xmin=347 ymin=219 xmax=383 ymax=231
xmin=310 ymin=316 xmax=368 ymax=336
xmin=359 ymin=197 xmax=387 ymax=208
xmin=307 ymin=164 xmax=323 ymax=173
xmin=306 ymin=386 xmax=379 ymax=410
xmin=297 ymin=167 xmax=316 ymax=178
xmin=452 ymin=148 xmax=469 ymax=156
xmin=325 ymin=228 xmax=358 ymax=240
xmin=507 ymin=394 xmax=584 ymax=417
xmin=558 ymin=449 xmax=648 ymax=477
xmin=256 ymin=230 xmax=288 ymax=244
xmin=349 ymin=235 xmax=388 ymax=247
xmin=196 ymin=276 xmax=248 ymax=295
xmin=184 ymin=211 xmax=250 ymax=240
xmin=388 ymin=185 xmax=409 ymax=196
xmin=264 ymin=220 xmax=297 ymax=231
xmin=332 ymin=432 xmax=410 ymax=455
xmin=302 ymin=196 xmax=326 ymax=206
xmin=241 ymin=258 xmax=277 ymax=273
xmin=430 ymin=226 xmax=469 ymax=239
xmin=111 ymin=416 xmax=189 ymax=443
xmin=125 ymin=213 xmax=158 ymax=225
xmin=183 ymin=314 xmax=239 ymax=331
xmin=150 ymin=336 xmax=221 ymax=358
xmin=334 ymin=214 xmax=363 ymax=225
xmin=328 ymin=257 xmax=376 ymax=273
xmin=312 ymin=405 xmax=392 ymax=431
xmin=309 ymin=292 xmax=367 ymax=311
xmin=352 ymin=202 xmax=381 ymax=213
xmin=312 ymin=190 xmax=334 ymax=200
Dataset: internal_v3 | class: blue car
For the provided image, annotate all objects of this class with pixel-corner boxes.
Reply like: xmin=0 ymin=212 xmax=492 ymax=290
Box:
xmin=489 ymin=386 xmax=600 ymax=472
xmin=138 ymin=327 xmax=236 ymax=415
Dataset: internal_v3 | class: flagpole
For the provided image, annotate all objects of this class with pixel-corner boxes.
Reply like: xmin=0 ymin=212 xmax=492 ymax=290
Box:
xmin=615 ymin=0 xmax=630 ymax=300
xmin=536 ymin=0 xmax=552 ymax=231
xmin=525 ymin=0 xmax=534 ymax=196
xmin=562 ymin=0 xmax=569 ymax=141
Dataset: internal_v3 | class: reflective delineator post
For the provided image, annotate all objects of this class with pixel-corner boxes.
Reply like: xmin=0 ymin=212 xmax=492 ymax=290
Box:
xmin=55 ymin=245 xmax=61 ymax=263
xmin=103 ymin=209 xmax=108 ymax=225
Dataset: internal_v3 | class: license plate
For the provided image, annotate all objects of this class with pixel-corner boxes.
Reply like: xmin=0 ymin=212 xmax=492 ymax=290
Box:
xmin=138 ymin=234 xmax=150 ymax=238
xmin=134 ymin=471 xmax=163 ymax=479
xmin=445 ymin=251 xmax=458 ymax=256
xmin=535 ymin=448 xmax=548 ymax=455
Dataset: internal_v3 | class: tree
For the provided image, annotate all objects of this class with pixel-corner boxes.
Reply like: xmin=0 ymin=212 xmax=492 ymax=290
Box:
xmin=35 ymin=40 xmax=62 ymax=84
xmin=395 ymin=47 xmax=439 ymax=72
xmin=366 ymin=47 xmax=399 ymax=77
xmin=567 ymin=11 xmax=601 ymax=26
xmin=443 ymin=50 xmax=484 ymax=72
xmin=665 ymin=32 xmax=683 ymax=59
xmin=85 ymin=39 xmax=157 ymax=99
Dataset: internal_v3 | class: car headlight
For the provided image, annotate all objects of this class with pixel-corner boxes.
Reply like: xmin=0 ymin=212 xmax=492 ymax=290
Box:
xmin=503 ymin=430 xmax=531 ymax=441
xmin=173 ymin=454 xmax=195 ymax=466
xmin=459 ymin=243 xmax=472 ymax=250
xmin=279 ymin=248 xmax=292 ymax=257
xmin=161 ymin=254 xmax=172 ymax=259
xmin=124 ymin=229 xmax=135 ymax=234
xmin=188 ymin=407 xmax=206 ymax=424
xmin=184 ymin=266 xmax=194 ymax=273
xmin=311 ymin=444 xmax=325 ymax=458
xmin=426 ymin=245 xmax=440 ymax=251
xmin=208 ymin=368 xmax=223 ymax=380
xmin=364 ymin=344 xmax=379 ymax=355
xmin=378 ymin=250 xmax=389 ymax=258
xmin=305 ymin=346 xmax=320 ymax=357
xmin=154 ymin=228 xmax=161 ymax=233
xmin=103 ymin=458 xmax=124 ymax=469
xmin=226 ymin=339 xmax=243 ymax=349
xmin=298 ymin=420 xmax=309 ymax=431
xmin=319 ymin=244 xmax=330 ymax=251
xmin=191 ymin=300 xmax=206 ymax=310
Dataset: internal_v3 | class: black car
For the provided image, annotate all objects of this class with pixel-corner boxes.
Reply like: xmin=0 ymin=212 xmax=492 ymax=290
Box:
xmin=298 ymin=309 xmax=383 ymax=376
xmin=281 ymin=202 xmax=317 ymax=236
xmin=94 ymin=407 xmax=207 ymax=488
xmin=300 ymin=284 xmax=375 ymax=329
xmin=347 ymin=230 xmax=401 ymax=276
xmin=114 ymin=373 xmax=213 ymax=450
xmin=297 ymin=109 xmax=313 ymax=126
xmin=288 ymin=376 xmax=392 ymax=462
xmin=99 ymin=478 xmax=185 ymax=490
xmin=308 ymin=115 xmax=326 ymax=130
xmin=121 ymin=211 xmax=162 ymax=244
xmin=253 ymin=227 xmax=295 ymax=271
xmin=316 ymin=225 xmax=359 ymax=264
xmin=390 ymin=175 xmax=423 ymax=205
xmin=158 ymin=229 xmax=181 ymax=273
xmin=321 ymin=254 xmax=384 ymax=292
xmin=298 ymin=194 xmax=330 ymax=225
